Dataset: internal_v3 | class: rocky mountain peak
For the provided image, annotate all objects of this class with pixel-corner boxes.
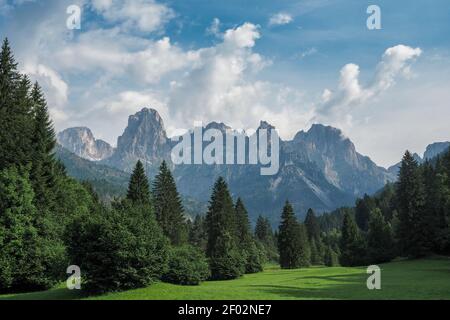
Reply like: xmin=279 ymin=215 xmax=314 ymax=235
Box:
xmin=424 ymin=142 xmax=450 ymax=160
xmin=57 ymin=127 xmax=114 ymax=161
xmin=104 ymin=107 xmax=171 ymax=173
xmin=205 ymin=121 xmax=231 ymax=133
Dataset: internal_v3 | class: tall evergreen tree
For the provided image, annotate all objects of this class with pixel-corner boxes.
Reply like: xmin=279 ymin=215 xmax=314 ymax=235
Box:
xmin=0 ymin=38 xmax=33 ymax=169
xmin=30 ymin=82 xmax=56 ymax=208
xmin=235 ymin=198 xmax=263 ymax=273
xmin=355 ymin=194 xmax=376 ymax=232
xmin=339 ymin=212 xmax=366 ymax=266
xmin=304 ymin=208 xmax=324 ymax=265
xmin=397 ymin=151 xmax=431 ymax=257
xmin=189 ymin=214 xmax=207 ymax=251
xmin=278 ymin=201 xmax=310 ymax=268
xmin=254 ymin=215 xmax=278 ymax=262
xmin=205 ymin=177 xmax=244 ymax=279
xmin=126 ymin=160 xmax=151 ymax=206
xmin=152 ymin=161 xmax=187 ymax=245
xmin=367 ymin=208 xmax=395 ymax=263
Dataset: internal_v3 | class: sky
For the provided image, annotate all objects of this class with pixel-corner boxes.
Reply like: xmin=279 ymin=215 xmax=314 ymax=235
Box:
xmin=1 ymin=0 xmax=450 ymax=167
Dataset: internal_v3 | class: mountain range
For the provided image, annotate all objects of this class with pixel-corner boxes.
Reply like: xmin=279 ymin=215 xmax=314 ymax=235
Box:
xmin=56 ymin=108 xmax=449 ymax=224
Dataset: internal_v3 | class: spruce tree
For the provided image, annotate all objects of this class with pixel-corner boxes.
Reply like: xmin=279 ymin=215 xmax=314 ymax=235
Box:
xmin=206 ymin=177 xmax=244 ymax=279
xmin=189 ymin=214 xmax=207 ymax=251
xmin=339 ymin=212 xmax=366 ymax=266
xmin=255 ymin=215 xmax=278 ymax=262
xmin=235 ymin=198 xmax=263 ymax=273
xmin=126 ymin=160 xmax=151 ymax=206
xmin=397 ymin=151 xmax=430 ymax=257
xmin=355 ymin=194 xmax=376 ymax=232
xmin=305 ymin=208 xmax=325 ymax=265
xmin=0 ymin=38 xmax=33 ymax=169
xmin=152 ymin=160 xmax=187 ymax=245
xmin=30 ymin=82 xmax=56 ymax=208
xmin=367 ymin=208 xmax=395 ymax=263
xmin=278 ymin=201 xmax=310 ymax=268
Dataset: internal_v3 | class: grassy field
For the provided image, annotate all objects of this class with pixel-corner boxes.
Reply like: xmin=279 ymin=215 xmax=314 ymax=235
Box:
xmin=1 ymin=257 xmax=450 ymax=300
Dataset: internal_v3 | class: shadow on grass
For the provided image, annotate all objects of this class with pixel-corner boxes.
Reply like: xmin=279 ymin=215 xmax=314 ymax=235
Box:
xmin=0 ymin=287 xmax=86 ymax=300
xmin=248 ymin=273 xmax=370 ymax=300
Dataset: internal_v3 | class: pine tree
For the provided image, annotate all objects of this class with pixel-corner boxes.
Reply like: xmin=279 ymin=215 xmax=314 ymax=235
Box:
xmin=30 ymin=82 xmax=56 ymax=208
xmin=126 ymin=160 xmax=151 ymax=206
xmin=423 ymin=160 xmax=450 ymax=253
xmin=339 ymin=212 xmax=366 ymax=266
xmin=305 ymin=208 xmax=324 ymax=265
xmin=355 ymin=194 xmax=376 ymax=232
xmin=278 ymin=201 xmax=310 ymax=269
xmin=397 ymin=151 xmax=431 ymax=257
xmin=367 ymin=208 xmax=395 ymax=263
xmin=235 ymin=198 xmax=263 ymax=273
xmin=324 ymin=246 xmax=339 ymax=267
xmin=206 ymin=177 xmax=244 ymax=279
xmin=152 ymin=161 xmax=187 ymax=245
xmin=189 ymin=214 xmax=207 ymax=251
xmin=0 ymin=38 xmax=33 ymax=169
xmin=254 ymin=215 xmax=278 ymax=262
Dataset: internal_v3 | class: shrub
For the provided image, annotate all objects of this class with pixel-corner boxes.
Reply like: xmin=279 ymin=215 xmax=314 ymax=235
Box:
xmin=162 ymin=245 xmax=210 ymax=285
xmin=66 ymin=204 xmax=169 ymax=294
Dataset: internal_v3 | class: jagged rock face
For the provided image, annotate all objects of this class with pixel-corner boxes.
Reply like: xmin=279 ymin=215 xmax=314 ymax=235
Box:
xmin=62 ymin=108 xmax=396 ymax=222
xmin=424 ymin=142 xmax=450 ymax=160
xmin=57 ymin=127 xmax=114 ymax=161
xmin=288 ymin=124 xmax=394 ymax=196
xmin=103 ymin=108 xmax=171 ymax=173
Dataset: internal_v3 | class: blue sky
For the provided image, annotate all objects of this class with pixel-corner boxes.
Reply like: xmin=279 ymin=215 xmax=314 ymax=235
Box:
xmin=1 ymin=0 xmax=450 ymax=166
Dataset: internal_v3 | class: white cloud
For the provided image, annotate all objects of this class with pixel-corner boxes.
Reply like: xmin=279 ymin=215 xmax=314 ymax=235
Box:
xmin=206 ymin=18 xmax=221 ymax=36
xmin=91 ymin=0 xmax=175 ymax=33
xmin=22 ymin=63 xmax=69 ymax=121
xmin=315 ymin=44 xmax=422 ymax=128
xmin=269 ymin=13 xmax=293 ymax=26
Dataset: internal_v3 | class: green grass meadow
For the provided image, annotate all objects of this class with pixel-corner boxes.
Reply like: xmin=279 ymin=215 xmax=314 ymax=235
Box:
xmin=2 ymin=257 xmax=450 ymax=300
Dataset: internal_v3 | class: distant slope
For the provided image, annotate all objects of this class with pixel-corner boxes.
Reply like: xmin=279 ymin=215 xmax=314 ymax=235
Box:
xmin=55 ymin=144 xmax=130 ymax=200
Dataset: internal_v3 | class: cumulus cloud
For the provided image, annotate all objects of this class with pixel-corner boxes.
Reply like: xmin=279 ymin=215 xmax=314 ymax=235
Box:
xmin=315 ymin=44 xmax=422 ymax=128
xmin=22 ymin=63 xmax=69 ymax=121
xmin=53 ymin=28 xmax=200 ymax=85
xmin=91 ymin=0 xmax=175 ymax=33
xmin=269 ymin=12 xmax=293 ymax=26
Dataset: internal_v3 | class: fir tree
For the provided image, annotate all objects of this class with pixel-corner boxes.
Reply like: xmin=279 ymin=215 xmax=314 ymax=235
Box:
xmin=278 ymin=201 xmax=310 ymax=268
xmin=254 ymin=215 xmax=278 ymax=262
xmin=126 ymin=160 xmax=151 ymax=206
xmin=397 ymin=151 xmax=431 ymax=257
xmin=355 ymin=194 xmax=376 ymax=232
xmin=324 ymin=246 xmax=339 ymax=267
xmin=30 ymin=82 xmax=56 ymax=208
xmin=367 ymin=208 xmax=395 ymax=263
xmin=189 ymin=214 xmax=207 ymax=251
xmin=152 ymin=161 xmax=187 ymax=245
xmin=0 ymin=39 xmax=33 ymax=169
xmin=235 ymin=198 xmax=263 ymax=273
xmin=339 ymin=212 xmax=366 ymax=266
xmin=206 ymin=177 xmax=244 ymax=279
xmin=305 ymin=208 xmax=324 ymax=265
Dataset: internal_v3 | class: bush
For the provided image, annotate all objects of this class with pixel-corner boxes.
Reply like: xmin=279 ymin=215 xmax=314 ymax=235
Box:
xmin=162 ymin=245 xmax=210 ymax=285
xmin=66 ymin=204 xmax=169 ymax=294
